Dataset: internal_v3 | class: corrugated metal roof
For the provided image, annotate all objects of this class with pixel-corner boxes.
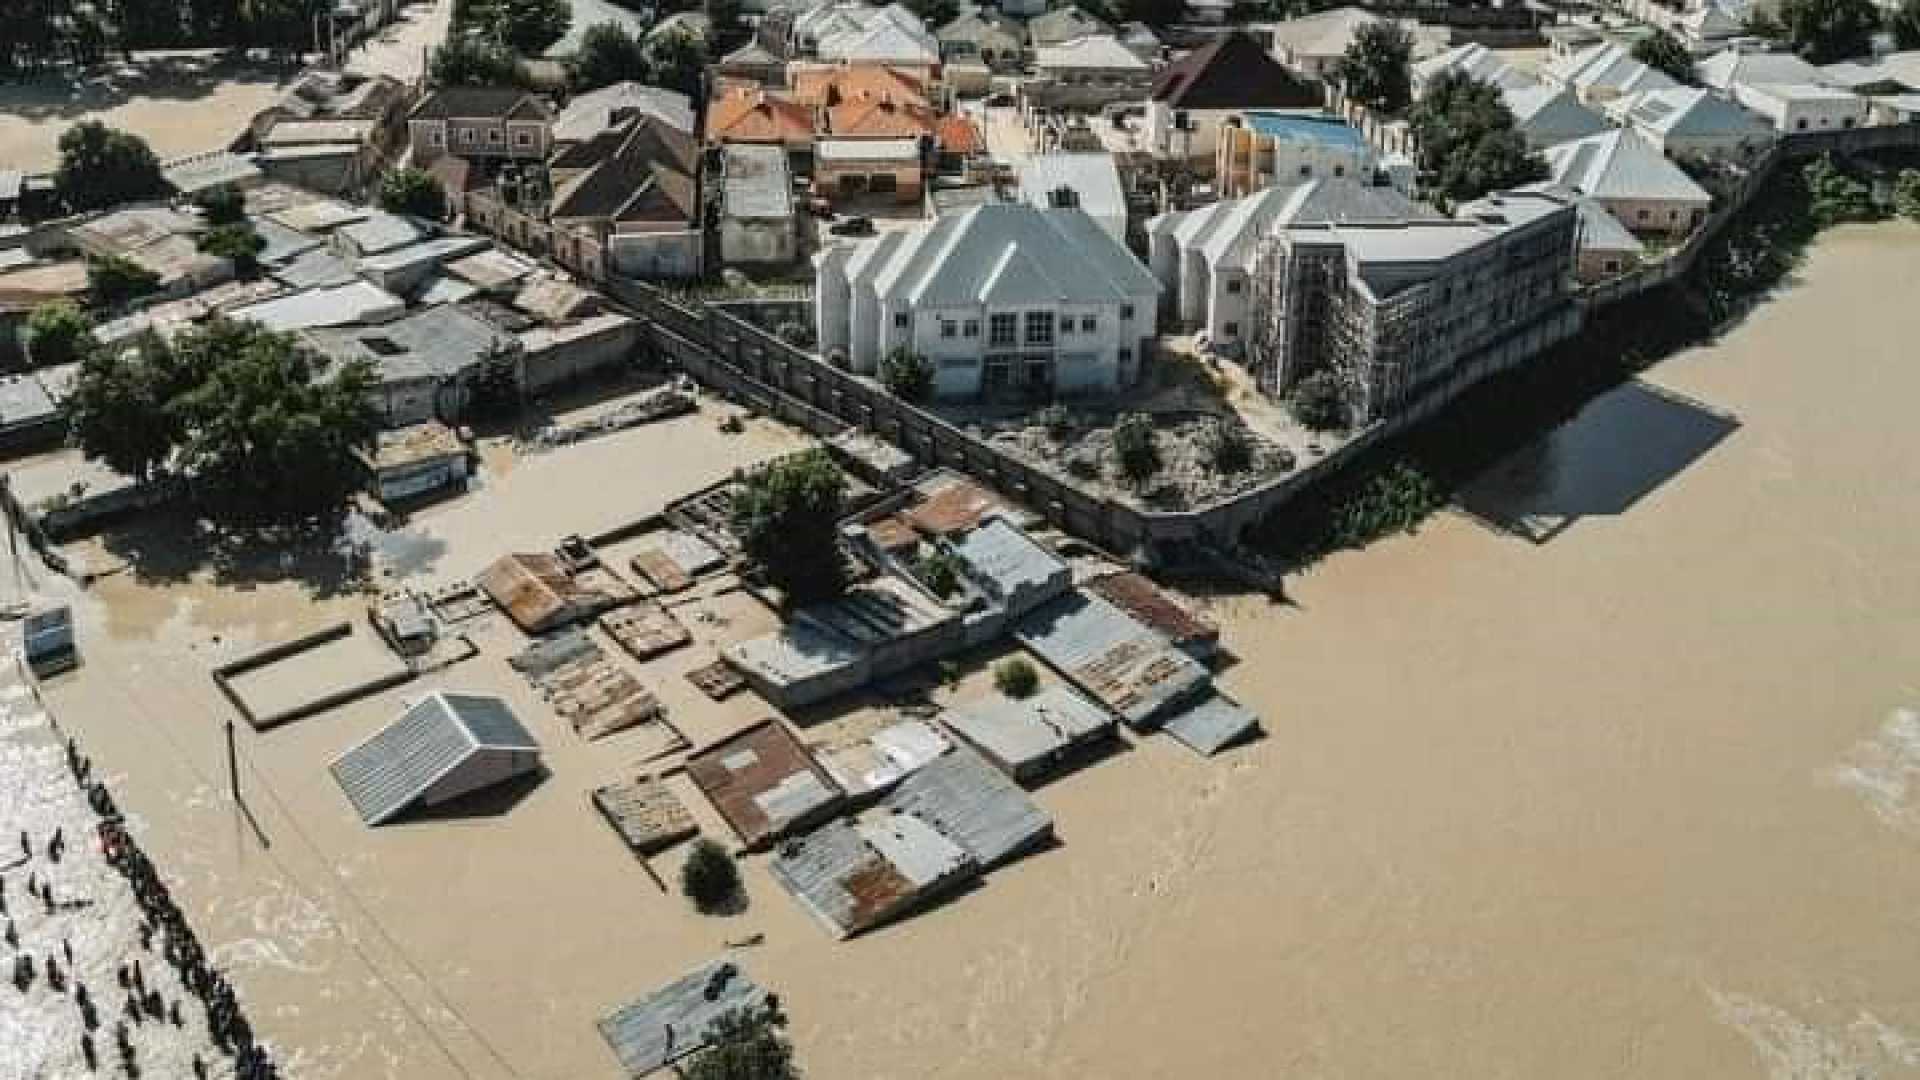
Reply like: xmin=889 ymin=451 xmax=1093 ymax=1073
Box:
xmin=770 ymin=814 xmax=975 ymax=938
xmin=1546 ymin=129 xmax=1711 ymax=205
xmin=885 ymin=746 xmax=1052 ymax=868
xmin=1082 ymin=572 xmax=1218 ymax=655
xmin=1017 ymin=152 xmax=1125 ymax=221
xmin=161 ymin=150 xmax=263 ymax=194
xmin=818 ymin=719 xmax=952 ymax=798
xmin=598 ymin=960 xmax=768 ymax=1077
xmin=687 ymin=719 xmax=846 ymax=849
xmin=592 ymin=776 xmax=697 ymax=855
xmin=329 ymin=692 xmax=538 ymax=825
xmin=949 ymin=517 xmax=1069 ymax=610
xmin=943 ymin=685 xmax=1112 ymax=776
xmin=1160 ymin=692 xmax=1260 ymax=756
xmin=339 ymin=211 xmax=426 ymax=254
xmin=1016 ymin=591 xmax=1210 ymax=729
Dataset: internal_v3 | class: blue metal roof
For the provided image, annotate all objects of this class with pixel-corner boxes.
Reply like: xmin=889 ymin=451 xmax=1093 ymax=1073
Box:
xmin=1243 ymin=113 xmax=1368 ymax=152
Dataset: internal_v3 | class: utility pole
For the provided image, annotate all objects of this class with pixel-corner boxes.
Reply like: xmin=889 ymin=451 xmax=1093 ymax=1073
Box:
xmin=225 ymin=717 xmax=239 ymax=807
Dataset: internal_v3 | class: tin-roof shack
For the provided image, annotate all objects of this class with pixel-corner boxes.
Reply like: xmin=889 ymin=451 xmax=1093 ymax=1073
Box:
xmin=1015 ymin=590 xmax=1211 ymax=730
xmin=361 ymin=420 xmax=468 ymax=504
xmin=948 ymin=515 xmax=1072 ymax=623
xmin=476 ymin=552 xmax=637 ymax=633
xmin=1160 ymin=691 xmax=1261 ymax=757
xmin=770 ymin=812 xmax=977 ymax=939
xmin=686 ymin=718 xmax=846 ymax=850
xmin=942 ymin=685 xmax=1114 ymax=783
xmin=816 ymin=718 xmax=952 ymax=802
xmin=1082 ymin=571 xmax=1220 ymax=662
xmin=592 ymin=775 xmax=698 ymax=856
xmin=725 ymin=575 xmax=963 ymax=708
xmin=598 ymin=961 xmax=768 ymax=1078
xmin=884 ymin=746 xmax=1053 ymax=870
xmin=330 ymin=692 xmax=541 ymax=826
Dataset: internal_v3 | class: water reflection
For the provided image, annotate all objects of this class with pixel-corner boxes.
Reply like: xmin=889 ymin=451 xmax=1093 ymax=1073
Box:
xmin=1457 ymin=379 xmax=1740 ymax=542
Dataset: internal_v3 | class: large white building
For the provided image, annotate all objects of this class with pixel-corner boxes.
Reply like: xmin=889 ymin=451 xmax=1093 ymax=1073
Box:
xmin=815 ymin=205 xmax=1161 ymax=399
xmin=1017 ymin=152 xmax=1128 ymax=242
xmin=1696 ymin=48 xmax=1870 ymax=132
xmin=1545 ymin=128 xmax=1712 ymax=238
xmin=1609 ymin=86 xmax=1776 ymax=160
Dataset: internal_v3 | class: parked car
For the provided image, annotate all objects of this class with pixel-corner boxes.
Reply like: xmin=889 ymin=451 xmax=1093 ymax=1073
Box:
xmin=829 ymin=216 xmax=875 ymax=237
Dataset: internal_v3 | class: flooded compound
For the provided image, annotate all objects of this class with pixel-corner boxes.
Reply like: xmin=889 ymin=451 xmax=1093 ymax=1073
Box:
xmin=12 ymin=226 xmax=1920 ymax=1078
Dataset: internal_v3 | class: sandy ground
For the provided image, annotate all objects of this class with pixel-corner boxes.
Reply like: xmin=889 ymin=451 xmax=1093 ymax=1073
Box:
xmin=19 ymin=226 xmax=1920 ymax=1077
xmin=0 ymin=0 xmax=447 ymax=174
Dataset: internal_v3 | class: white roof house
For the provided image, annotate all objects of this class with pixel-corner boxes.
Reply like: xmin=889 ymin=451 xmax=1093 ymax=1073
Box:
xmin=1269 ymin=7 xmax=1444 ymax=79
xmin=551 ymin=82 xmax=694 ymax=142
xmin=1017 ymin=152 xmax=1128 ymax=242
xmin=1501 ymin=82 xmax=1610 ymax=150
xmin=1611 ymin=86 xmax=1775 ymax=159
xmin=817 ymin=20 xmax=940 ymax=66
xmin=1413 ymin=42 xmax=1536 ymax=97
xmin=330 ymin=692 xmax=541 ymax=826
xmin=1546 ymin=129 xmax=1711 ymax=235
xmin=1695 ymin=48 xmax=1830 ymax=93
xmin=1544 ymin=42 xmax=1680 ymax=103
xmin=815 ymin=204 xmax=1161 ymax=395
xmin=1696 ymin=48 xmax=1869 ymax=131
xmin=1034 ymin=34 xmax=1150 ymax=73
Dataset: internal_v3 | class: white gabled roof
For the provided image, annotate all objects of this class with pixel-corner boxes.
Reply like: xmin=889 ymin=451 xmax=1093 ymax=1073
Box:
xmin=1035 ymin=34 xmax=1148 ymax=71
xmin=1017 ymin=152 xmax=1126 ymax=221
xmin=1621 ymin=86 xmax=1773 ymax=139
xmin=552 ymin=82 xmax=695 ymax=141
xmin=1547 ymin=42 xmax=1679 ymax=97
xmin=1414 ymin=42 xmax=1536 ymax=92
xmin=817 ymin=19 xmax=938 ymax=63
xmin=844 ymin=204 xmax=1159 ymax=311
xmin=1546 ymin=129 xmax=1711 ymax=204
xmin=1695 ymin=48 xmax=1831 ymax=92
xmin=1502 ymin=82 xmax=1609 ymax=145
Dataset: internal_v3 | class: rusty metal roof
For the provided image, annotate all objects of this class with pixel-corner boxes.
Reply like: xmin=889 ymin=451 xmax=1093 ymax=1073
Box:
xmin=1083 ymin=572 xmax=1218 ymax=654
xmin=686 ymin=719 xmax=846 ymax=850
xmin=770 ymin=813 xmax=975 ymax=938
xmin=1015 ymin=590 xmax=1211 ymax=730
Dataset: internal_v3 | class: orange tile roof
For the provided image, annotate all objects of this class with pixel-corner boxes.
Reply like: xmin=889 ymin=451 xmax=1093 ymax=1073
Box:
xmin=936 ymin=113 xmax=985 ymax=154
xmin=707 ymin=89 xmax=815 ymax=145
xmin=827 ymin=98 xmax=937 ymax=139
xmin=790 ymin=64 xmax=929 ymax=109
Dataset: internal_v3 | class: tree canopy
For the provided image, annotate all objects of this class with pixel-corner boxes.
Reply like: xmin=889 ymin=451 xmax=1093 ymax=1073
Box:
xmin=684 ymin=1002 xmax=799 ymax=1080
xmin=878 ymin=347 xmax=934 ymax=402
xmin=193 ymin=185 xmax=247 ymax=226
xmin=680 ymin=839 xmax=741 ymax=914
xmin=65 ymin=319 xmax=378 ymax=520
xmin=379 ymin=168 xmax=451 ymax=222
xmin=24 ymin=301 xmax=93 ymax=370
xmin=1407 ymin=71 xmax=1548 ymax=204
xmin=1111 ymin=412 xmax=1161 ymax=489
xmin=198 ymin=223 xmax=267 ymax=276
xmin=1893 ymin=0 xmax=1920 ymax=50
xmin=493 ymin=0 xmax=571 ymax=55
xmin=88 ymin=255 xmax=162 ymax=309
xmin=1631 ymin=28 xmax=1695 ymax=84
xmin=729 ymin=449 xmax=848 ymax=605
xmin=55 ymin=122 xmax=166 ymax=213
xmin=1778 ymin=0 xmax=1878 ymax=63
xmin=431 ymin=34 xmax=525 ymax=86
xmin=1288 ymin=370 xmax=1349 ymax=431
xmin=570 ymin=22 xmax=648 ymax=90
xmin=643 ymin=27 xmax=709 ymax=98
xmin=1337 ymin=21 xmax=1413 ymax=114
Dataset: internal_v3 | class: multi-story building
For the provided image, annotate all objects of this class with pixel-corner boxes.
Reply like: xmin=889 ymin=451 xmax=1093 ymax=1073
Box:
xmin=1151 ymin=180 xmax=1577 ymax=422
xmin=1144 ymin=31 xmax=1323 ymax=167
xmin=814 ymin=204 xmax=1161 ymax=399
xmin=407 ymin=87 xmax=555 ymax=163
xmin=1214 ymin=112 xmax=1373 ymax=198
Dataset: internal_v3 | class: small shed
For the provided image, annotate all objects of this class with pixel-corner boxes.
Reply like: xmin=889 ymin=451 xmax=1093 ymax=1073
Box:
xmin=948 ymin=516 xmax=1072 ymax=622
xmin=330 ymin=692 xmax=541 ymax=826
xmin=600 ymin=605 xmax=691 ymax=661
xmin=598 ymin=961 xmax=768 ymax=1078
xmin=1016 ymin=591 xmax=1211 ymax=730
xmin=942 ymin=685 xmax=1114 ymax=782
xmin=362 ymin=420 xmax=468 ymax=503
xmin=686 ymin=718 xmax=846 ymax=850
xmin=770 ymin=813 xmax=977 ymax=939
xmin=592 ymin=775 xmax=698 ymax=856
xmin=1082 ymin=572 xmax=1219 ymax=662
xmin=476 ymin=552 xmax=636 ymax=633
xmin=885 ymin=746 xmax=1052 ymax=870
xmin=1160 ymin=691 xmax=1261 ymax=757
xmin=816 ymin=718 xmax=952 ymax=801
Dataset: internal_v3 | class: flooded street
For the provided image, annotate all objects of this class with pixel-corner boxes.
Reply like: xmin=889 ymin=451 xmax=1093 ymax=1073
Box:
xmin=17 ymin=225 xmax=1920 ymax=1078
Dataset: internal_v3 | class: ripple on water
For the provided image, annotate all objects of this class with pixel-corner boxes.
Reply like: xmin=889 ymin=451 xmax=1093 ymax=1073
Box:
xmin=1826 ymin=707 xmax=1920 ymax=832
xmin=1710 ymin=989 xmax=1920 ymax=1079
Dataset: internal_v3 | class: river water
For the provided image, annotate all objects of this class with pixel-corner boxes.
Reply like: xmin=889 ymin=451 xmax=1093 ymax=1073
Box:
xmin=20 ymin=226 xmax=1920 ymax=1078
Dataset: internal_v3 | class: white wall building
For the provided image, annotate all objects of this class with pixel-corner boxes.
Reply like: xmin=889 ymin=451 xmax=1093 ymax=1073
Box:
xmin=1696 ymin=49 xmax=1871 ymax=132
xmin=1545 ymin=128 xmax=1712 ymax=238
xmin=1609 ymin=86 xmax=1776 ymax=160
xmin=815 ymin=205 xmax=1160 ymax=399
xmin=1501 ymin=82 xmax=1611 ymax=150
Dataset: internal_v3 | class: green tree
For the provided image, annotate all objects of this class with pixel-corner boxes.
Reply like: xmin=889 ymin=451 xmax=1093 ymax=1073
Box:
xmin=707 ymin=0 xmax=746 ymax=40
xmin=729 ymin=449 xmax=848 ymax=605
xmin=1407 ymin=71 xmax=1548 ymax=204
xmin=466 ymin=340 xmax=522 ymax=419
xmin=1337 ymin=21 xmax=1413 ymax=114
xmin=379 ymin=167 xmax=451 ymax=221
xmin=492 ymin=0 xmax=570 ymax=55
xmin=431 ymin=34 xmax=525 ymax=86
xmin=680 ymin=838 xmax=741 ymax=914
xmin=569 ymin=21 xmax=647 ymax=90
xmin=1289 ymin=370 xmax=1348 ymax=431
xmin=878 ymin=346 xmax=934 ymax=402
xmin=1778 ymin=0 xmax=1878 ymax=62
xmin=643 ymin=27 xmax=709 ymax=98
xmin=1894 ymin=168 xmax=1920 ymax=219
xmin=193 ymin=184 xmax=247 ymax=225
xmin=684 ymin=1001 xmax=798 ymax=1080
xmin=896 ymin=0 xmax=951 ymax=29
xmin=24 ymin=301 xmax=93 ymax=370
xmin=1631 ymin=28 xmax=1695 ymax=84
xmin=1893 ymin=0 xmax=1920 ymax=50
xmin=915 ymin=548 xmax=965 ymax=598
xmin=1110 ymin=412 xmax=1160 ymax=489
xmin=993 ymin=656 xmax=1039 ymax=699
xmin=1204 ymin=418 xmax=1252 ymax=473
xmin=198 ymin=223 xmax=267 ymax=276
xmin=54 ymin=122 xmax=166 ymax=213
xmin=171 ymin=319 xmax=380 ymax=520
xmin=64 ymin=334 xmax=184 ymax=481
xmin=1802 ymin=153 xmax=1879 ymax=225
xmin=87 ymin=255 xmax=162 ymax=309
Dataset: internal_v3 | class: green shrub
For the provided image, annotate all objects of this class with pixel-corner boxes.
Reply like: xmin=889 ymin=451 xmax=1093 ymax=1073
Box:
xmin=193 ymin=184 xmax=246 ymax=225
xmin=915 ymin=548 xmax=965 ymax=598
xmin=993 ymin=657 xmax=1039 ymax=699
xmin=1895 ymin=168 xmax=1920 ymax=221
xmin=1204 ymin=419 xmax=1252 ymax=473
xmin=1803 ymin=154 xmax=1879 ymax=227
xmin=879 ymin=347 xmax=934 ymax=402
xmin=1289 ymin=371 xmax=1349 ymax=432
xmin=1110 ymin=412 xmax=1160 ymax=488
xmin=681 ymin=838 xmax=741 ymax=913
xmin=1036 ymin=403 xmax=1072 ymax=441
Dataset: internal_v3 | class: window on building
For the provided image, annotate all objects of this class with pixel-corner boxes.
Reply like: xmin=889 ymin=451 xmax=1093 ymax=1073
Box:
xmin=1668 ymin=209 xmax=1678 ymax=221
xmin=1119 ymin=347 xmax=1132 ymax=364
xmin=514 ymin=131 xmax=533 ymax=147
xmin=1298 ymin=164 xmax=1311 ymax=178
xmin=1175 ymin=110 xmax=1191 ymax=131
xmin=461 ymin=128 xmax=475 ymax=143
xmin=1226 ymin=279 xmax=1242 ymax=294
xmin=941 ymin=319 xmax=957 ymax=338
xmin=1636 ymin=208 xmax=1649 ymax=221
xmin=1120 ymin=304 xmax=1134 ymax=320
xmin=488 ymin=129 xmax=503 ymax=144
xmin=989 ymin=312 xmax=1017 ymax=346
xmin=1081 ymin=316 xmax=1095 ymax=333
xmin=1025 ymin=311 xmax=1054 ymax=346
xmin=1796 ymin=117 xmax=1809 ymax=130
xmin=963 ymin=319 xmax=980 ymax=338
xmin=1061 ymin=318 xmax=1074 ymax=335
xmin=1224 ymin=321 xmax=1240 ymax=337
xmin=895 ymin=311 xmax=910 ymax=328
xmin=429 ymin=129 xmax=445 ymax=147
xmin=1334 ymin=164 xmax=1345 ymax=177
xmin=1844 ymin=116 xmax=1857 ymax=129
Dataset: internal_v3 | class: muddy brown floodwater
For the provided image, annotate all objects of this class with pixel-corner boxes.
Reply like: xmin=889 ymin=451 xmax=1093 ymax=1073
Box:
xmin=25 ymin=226 xmax=1920 ymax=1079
